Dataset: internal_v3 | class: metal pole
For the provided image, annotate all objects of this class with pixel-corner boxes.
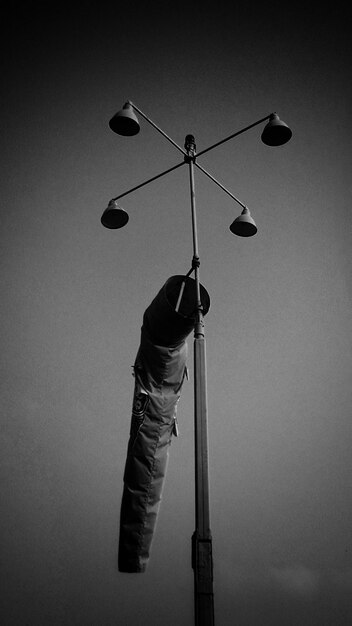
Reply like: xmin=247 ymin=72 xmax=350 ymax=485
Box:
xmin=129 ymin=101 xmax=187 ymax=156
xmin=195 ymin=114 xmax=272 ymax=158
xmin=195 ymin=162 xmax=247 ymax=210
xmin=185 ymin=135 xmax=215 ymax=626
xmin=111 ymin=160 xmax=185 ymax=203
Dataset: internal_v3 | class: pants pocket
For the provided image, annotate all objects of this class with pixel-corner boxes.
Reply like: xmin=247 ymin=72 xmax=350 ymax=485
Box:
xmin=129 ymin=385 xmax=149 ymax=449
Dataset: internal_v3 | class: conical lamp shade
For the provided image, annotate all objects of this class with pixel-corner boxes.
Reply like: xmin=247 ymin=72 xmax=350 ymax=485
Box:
xmin=101 ymin=201 xmax=129 ymax=229
xmin=230 ymin=207 xmax=257 ymax=237
xmin=109 ymin=103 xmax=140 ymax=136
xmin=261 ymin=113 xmax=292 ymax=146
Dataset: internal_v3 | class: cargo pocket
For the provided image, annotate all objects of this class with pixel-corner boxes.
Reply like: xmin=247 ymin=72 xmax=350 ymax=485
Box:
xmin=129 ymin=385 xmax=149 ymax=449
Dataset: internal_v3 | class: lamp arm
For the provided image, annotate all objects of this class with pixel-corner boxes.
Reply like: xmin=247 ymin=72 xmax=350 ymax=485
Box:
xmin=195 ymin=163 xmax=247 ymax=210
xmin=196 ymin=114 xmax=272 ymax=158
xmin=128 ymin=101 xmax=186 ymax=156
xmin=110 ymin=160 xmax=185 ymax=203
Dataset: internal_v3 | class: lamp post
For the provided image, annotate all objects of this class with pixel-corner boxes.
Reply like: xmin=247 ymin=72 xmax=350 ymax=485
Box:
xmin=101 ymin=101 xmax=292 ymax=625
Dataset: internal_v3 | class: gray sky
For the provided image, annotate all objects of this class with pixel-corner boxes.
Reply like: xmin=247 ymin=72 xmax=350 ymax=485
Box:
xmin=1 ymin=1 xmax=352 ymax=624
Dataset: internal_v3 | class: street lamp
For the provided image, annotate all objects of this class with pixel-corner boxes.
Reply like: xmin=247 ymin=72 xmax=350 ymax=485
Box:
xmin=101 ymin=101 xmax=292 ymax=625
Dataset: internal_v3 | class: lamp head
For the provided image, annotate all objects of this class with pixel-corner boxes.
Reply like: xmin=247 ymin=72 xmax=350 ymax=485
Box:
xmin=230 ymin=207 xmax=257 ymax=237
xmin=261 ymin=113 xmax=292 ymax=146
xmin=101 ymin=200 xmax=129 ymax=229
xmin=109 ymin=102 xmax=140 ymax=136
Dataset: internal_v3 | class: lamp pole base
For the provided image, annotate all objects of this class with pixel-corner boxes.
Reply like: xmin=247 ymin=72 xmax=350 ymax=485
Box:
xmin=192 ymin=531 xmax=215 ymax=626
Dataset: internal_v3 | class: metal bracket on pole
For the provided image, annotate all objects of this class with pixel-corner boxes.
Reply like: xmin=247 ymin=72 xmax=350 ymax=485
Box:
xmin=192 ymin=255 xmax=200 ymax=270
xmin=184 ymin=134 xmax=197 ymax=163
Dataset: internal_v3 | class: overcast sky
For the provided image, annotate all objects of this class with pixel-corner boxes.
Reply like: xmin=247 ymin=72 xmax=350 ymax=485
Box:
xmin=1 ymin=2 xmax=352 ymax=625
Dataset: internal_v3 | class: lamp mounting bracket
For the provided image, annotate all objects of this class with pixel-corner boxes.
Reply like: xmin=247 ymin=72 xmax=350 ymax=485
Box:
xmin=184 ymin=134 xmax=196 ymax=163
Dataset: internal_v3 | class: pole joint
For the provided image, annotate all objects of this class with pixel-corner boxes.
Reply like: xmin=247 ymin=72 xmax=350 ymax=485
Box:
xmin=192 ymin=255 xmax=200 ymax=270
xmin=184 ymin=134 xmax=197 ymax=163
xmin=194 ymin=307 xmax=205 ymax=338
